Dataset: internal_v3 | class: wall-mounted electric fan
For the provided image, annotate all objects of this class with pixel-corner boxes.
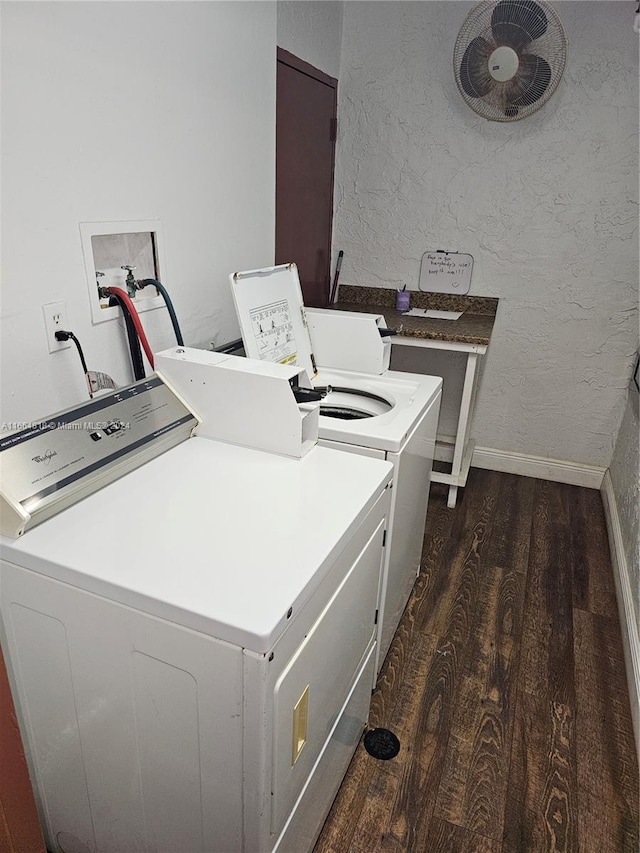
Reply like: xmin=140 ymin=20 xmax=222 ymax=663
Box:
xmin=454 ymin=0 xmax=567 ymax=121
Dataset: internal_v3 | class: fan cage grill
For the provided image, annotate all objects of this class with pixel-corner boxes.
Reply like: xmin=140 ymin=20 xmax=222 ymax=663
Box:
xmin=453 ymin=0 xmax=567 ymax=122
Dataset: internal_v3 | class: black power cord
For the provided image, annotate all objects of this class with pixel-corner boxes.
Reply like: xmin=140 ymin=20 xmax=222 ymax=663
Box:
xmin=55 ymin=330 xmax=93 ymax=398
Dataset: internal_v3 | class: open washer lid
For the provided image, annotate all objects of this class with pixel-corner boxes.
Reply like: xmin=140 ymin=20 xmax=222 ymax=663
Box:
xmin=229 ymin=265 xmax=421 ymax=424
xmin=230 ymin=264 xmax=317 ymax=378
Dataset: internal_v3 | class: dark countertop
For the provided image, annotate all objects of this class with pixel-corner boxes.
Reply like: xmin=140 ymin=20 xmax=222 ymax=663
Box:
xmin=334 ymin=285 xmax=498 ymax=346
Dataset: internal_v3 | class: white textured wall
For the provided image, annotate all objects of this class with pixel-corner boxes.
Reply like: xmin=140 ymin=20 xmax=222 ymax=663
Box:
xmin=277 ymin=1 xmax=343 ymax=78
xmin=1 ymin=1 xmax=276 ymax=425
xmin=609 ymin=390 xmax=640 ymax=628
xmin=335 ymin=1 xmax=639 ymax=468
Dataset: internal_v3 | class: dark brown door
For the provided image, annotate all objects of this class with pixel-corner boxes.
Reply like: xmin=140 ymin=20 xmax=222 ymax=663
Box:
xmin=276 ymin=48 xmax=337 ymax=308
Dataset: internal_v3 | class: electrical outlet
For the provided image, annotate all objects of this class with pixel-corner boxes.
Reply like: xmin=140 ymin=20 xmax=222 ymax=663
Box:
xmin=42 ymin=302 xmax=71 ymax=353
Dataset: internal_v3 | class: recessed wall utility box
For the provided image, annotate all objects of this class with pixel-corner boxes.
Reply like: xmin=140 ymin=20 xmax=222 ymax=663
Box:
xmin=80 ymin=220 xmax=167 ymax=325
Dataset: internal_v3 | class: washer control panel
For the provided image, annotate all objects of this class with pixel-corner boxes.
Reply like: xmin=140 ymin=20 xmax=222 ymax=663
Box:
xmin=0 ymin=375 xmax=198 ymax=537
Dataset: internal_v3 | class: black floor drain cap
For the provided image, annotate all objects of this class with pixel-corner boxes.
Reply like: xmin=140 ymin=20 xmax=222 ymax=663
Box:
xmin=363 ymin=727 xmax=400 ymax=760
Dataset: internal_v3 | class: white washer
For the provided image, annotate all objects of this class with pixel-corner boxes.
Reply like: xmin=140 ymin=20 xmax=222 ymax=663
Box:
xmin=230 ymin=265 xmax=442 ymax=674
xmin=0 ymin=376 xmax=393 ymax=853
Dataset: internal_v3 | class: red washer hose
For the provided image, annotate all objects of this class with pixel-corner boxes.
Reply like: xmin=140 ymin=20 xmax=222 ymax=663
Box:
xmin=107 ymin=287 xmax=155 ymax=369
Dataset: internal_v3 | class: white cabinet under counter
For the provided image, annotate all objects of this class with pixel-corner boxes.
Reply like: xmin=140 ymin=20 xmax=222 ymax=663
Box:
xmin=333 ymin=286 xmax=498 ymax=508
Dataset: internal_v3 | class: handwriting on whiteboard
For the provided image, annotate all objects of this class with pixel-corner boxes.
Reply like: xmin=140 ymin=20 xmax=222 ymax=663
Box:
xmin=425 ymin=254 xmax=471 ymax=278
xmin=249 ymin=299 xmax=298 ymax=365
xmin=419 ymin=252 xmax=473 ymax=294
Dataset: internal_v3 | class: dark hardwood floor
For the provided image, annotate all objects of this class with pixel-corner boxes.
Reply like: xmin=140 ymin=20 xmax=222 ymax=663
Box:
xmin=314 ymin=469 xmax=639 ymax=853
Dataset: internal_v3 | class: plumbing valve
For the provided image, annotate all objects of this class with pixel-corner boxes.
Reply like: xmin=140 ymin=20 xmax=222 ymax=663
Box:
xmin=121 ymin=265 xmax=137 ymax=298
xmin=95 ymin=271 xmax=110 ymax=299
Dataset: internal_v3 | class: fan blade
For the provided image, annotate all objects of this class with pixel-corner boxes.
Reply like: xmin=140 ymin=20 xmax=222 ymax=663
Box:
xmin=506 ymin=53 xmax=552 ymax=106
xmin=491 ymin=0 xmax=548 ymax=49
xmin=460 ymin=36 xmax=494 ymax=98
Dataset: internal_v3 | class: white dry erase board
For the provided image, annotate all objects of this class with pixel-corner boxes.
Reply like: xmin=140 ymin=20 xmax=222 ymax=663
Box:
xmin=419 ymin=251 xmax=473 ymax=294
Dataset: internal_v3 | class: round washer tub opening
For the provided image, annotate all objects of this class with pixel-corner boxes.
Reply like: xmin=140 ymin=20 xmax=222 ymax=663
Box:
xmin=320 ymin=405 xmax=375 ymax=420
xmin=315 ymin=385 xmax=393 ymax=420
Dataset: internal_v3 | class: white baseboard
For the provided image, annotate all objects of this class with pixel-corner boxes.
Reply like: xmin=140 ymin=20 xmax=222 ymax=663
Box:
xmin=601 ymin=470 xmax=640 ymax=763
xmin=471 ymin=445 xmax=606 ymax=489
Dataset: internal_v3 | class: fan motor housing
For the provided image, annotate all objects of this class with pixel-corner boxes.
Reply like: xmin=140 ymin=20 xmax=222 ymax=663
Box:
xmin=488 ymin=45 xmax=520 ymax=81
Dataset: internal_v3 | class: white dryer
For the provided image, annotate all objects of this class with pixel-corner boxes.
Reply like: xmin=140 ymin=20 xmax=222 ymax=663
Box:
xmin=0 ymin=375 xmax=393 ymax=853
xmin=229 ymin=265 xmax=442 ymax=674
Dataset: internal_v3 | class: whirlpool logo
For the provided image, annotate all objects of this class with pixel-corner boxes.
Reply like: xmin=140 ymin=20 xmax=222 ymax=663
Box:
xmin=32 ymin=449 xmax=57 ymax=465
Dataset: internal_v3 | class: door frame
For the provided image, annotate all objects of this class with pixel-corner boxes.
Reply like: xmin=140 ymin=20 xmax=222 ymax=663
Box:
xmin=276 ymin=47 xmax=338 ymax=90
xmin=276 ymin=48 xmax=338 ymax=307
